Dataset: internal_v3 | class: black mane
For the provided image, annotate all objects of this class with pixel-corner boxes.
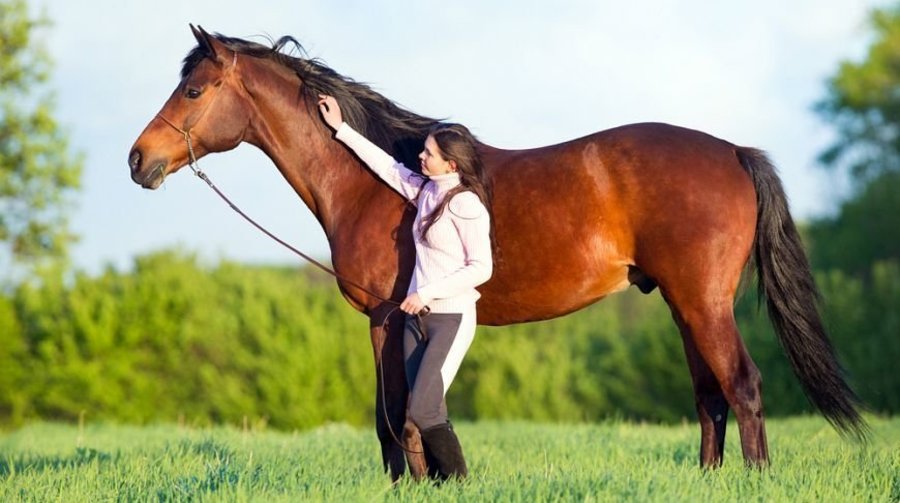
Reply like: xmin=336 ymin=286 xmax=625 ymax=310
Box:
xmin=181 ymin=34 xmax=442 ymax=170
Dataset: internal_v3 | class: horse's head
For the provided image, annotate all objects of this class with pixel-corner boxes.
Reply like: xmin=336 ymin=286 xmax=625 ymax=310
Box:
xmin=129 ymin=25 xmax=250 ymax=189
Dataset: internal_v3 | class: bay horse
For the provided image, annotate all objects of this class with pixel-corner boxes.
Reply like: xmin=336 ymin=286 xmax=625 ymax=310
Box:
xmin=128 ymin=26 xmax=865 ymax=479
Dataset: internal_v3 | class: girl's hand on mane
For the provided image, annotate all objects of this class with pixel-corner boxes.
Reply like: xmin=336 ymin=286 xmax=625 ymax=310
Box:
xmin=318 ymin=94 xmax=343 ymax=131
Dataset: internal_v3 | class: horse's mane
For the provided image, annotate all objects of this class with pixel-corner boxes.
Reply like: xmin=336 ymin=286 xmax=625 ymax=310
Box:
xmin=181 ymin=34 xmax=441 ymax=170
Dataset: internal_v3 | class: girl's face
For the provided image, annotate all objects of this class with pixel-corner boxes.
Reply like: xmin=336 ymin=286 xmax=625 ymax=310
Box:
xmin=419 ymin=135 xmax=456 ymax=177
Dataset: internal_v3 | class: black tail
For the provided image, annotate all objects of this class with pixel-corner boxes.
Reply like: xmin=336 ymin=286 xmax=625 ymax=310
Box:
xmin=737 ymin=147 xmax=868 ymax=440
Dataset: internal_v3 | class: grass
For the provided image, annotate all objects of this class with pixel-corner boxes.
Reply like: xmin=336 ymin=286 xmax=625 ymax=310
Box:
xmin=0 ymin=416 xmax=897 ymax=501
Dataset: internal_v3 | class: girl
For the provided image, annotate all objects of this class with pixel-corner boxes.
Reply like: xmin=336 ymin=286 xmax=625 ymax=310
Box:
xmin=318 ymin=94 xmax=493 ymax=480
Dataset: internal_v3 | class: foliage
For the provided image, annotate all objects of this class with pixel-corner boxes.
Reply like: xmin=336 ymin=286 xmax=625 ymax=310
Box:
xmin=0 ymin=247 xmax=895 ymax=429
xmin=0 ymin=0 xmax=82 ymax=275
xmin=0 ymin=417 xmax=897 ymax=500
xmin=735 ymin=262 xmax=900 ymax=417
xmin=2 ymin=250 xmax=374 ymax=429
xmin=817 ymin=261 xmax=900 ymax=414
xmin=810 ymin=6 xmax=900 ymax=280
xmin=815 ymin=6 xmax=900 ymax=186
xmin=807 ymin=170 xmax=900 ymax=276
xmin=812 ymin=5 xmax=900 ymax=273
xmin=453 ymin=290 xmax=694 ymax=424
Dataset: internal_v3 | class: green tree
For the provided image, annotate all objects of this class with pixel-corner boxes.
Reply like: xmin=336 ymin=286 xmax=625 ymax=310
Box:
xmin=810 ymin=5 xmax=900 ymax=416
xmin=816 ymin=6 xmax=900 ymax=184
xmin=808 ymin=170 xmax=900 ymax=275
xmin=812 ymin=5 xmax=900 ymax=273
xmin=0 ymin=0 xmax=82 ymax=276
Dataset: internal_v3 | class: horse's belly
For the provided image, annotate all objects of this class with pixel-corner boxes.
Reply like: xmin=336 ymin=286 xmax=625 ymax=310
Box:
xmin=477 ymin=256 xmax=632 ymax=326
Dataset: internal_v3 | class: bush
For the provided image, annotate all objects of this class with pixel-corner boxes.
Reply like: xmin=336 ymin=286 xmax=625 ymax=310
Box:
xmin=1 ymin=250 xmax=895 ymax=430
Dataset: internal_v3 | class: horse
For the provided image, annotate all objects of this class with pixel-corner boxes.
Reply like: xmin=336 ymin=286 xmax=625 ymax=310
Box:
xmin=128 ymin=26 xmax=865 ymax=479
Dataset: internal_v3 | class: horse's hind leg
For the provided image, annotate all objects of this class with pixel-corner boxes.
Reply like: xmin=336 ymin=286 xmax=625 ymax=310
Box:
xmin=678 ymin=328 xmax=730 ymax=467
xmin=665 ymin=293 xmax=769 ymax=467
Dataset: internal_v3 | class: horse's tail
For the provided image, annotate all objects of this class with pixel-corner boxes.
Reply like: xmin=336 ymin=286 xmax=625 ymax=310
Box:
xmin=737 ymin=147 xmax=868 ymax=439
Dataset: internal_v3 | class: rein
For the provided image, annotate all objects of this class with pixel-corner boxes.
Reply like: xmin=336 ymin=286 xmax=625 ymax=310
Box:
xmin=154 ymin=50 xmax=425 ymax=455
xmin=154 ymin=51 xmax=396 ymax=306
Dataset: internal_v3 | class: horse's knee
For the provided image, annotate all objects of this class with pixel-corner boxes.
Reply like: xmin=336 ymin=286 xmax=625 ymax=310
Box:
xmin=736 ymin=358 xmax=762 ymax=398
xmin=729 ymin=359 xmax=764 ymax=418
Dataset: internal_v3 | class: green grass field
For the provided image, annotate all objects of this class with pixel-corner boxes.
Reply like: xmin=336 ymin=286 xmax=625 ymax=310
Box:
xmin=0 ymin=416 xmax=897 ymax=501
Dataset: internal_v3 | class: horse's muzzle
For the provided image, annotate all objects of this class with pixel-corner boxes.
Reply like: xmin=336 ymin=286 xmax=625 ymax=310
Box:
xmin=129 ymin=148 xmax=166 ymax=189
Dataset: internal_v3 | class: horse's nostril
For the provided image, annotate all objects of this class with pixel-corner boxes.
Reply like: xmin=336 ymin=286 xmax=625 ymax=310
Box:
xmin=129 ymin=149 xmax=142 ymax=172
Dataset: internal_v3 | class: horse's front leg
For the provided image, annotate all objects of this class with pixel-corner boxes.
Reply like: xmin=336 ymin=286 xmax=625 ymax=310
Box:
xmin=370 ymin=307 xmax=427 ymax=480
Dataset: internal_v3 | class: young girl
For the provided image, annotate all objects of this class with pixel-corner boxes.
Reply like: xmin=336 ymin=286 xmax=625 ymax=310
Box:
xmin=318 ymin=94 xmax=493 ymax=480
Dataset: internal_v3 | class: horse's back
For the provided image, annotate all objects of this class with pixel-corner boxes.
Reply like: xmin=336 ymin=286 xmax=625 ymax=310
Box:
xmin=476 ymin=122 xmax=758 ymax=325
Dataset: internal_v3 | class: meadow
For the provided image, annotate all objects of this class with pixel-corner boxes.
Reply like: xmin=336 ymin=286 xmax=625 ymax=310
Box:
xmin=1 ymin=416 xmax=897 ymax=501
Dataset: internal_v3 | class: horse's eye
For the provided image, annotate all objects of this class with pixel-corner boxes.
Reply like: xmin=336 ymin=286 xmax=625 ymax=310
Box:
xmin=186 ymin=88 xmax=202 ymax=99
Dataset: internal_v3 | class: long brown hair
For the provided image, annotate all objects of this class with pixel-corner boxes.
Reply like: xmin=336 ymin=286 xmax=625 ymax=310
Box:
xmin=419 ymin=123 xmax=495 ymax=252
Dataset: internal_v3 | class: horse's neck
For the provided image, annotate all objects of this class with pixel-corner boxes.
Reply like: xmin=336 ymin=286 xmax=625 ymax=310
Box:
xmin=242 ymin=77 xmax=379 ymax=238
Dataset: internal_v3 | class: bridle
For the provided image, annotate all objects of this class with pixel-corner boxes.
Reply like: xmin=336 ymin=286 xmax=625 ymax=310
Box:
xmin=153 ymin=49 xmax=427 ymax=455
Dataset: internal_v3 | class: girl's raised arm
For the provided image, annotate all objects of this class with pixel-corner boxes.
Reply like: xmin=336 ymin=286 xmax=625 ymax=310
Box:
xmin=319 ymin=95 xmax=426 ymax=203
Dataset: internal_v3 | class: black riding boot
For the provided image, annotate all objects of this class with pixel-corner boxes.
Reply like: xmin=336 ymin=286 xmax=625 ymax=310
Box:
xmin=420 ymin=423 xmax=468 ymax=481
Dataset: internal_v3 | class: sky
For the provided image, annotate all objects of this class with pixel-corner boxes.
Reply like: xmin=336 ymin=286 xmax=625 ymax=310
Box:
xmin=32 ymin=0 xmax=890 ymax=274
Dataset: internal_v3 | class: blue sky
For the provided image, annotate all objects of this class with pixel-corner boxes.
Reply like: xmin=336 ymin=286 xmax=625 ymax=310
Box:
xmin=35 ymin=0 xmax=889 ymax=273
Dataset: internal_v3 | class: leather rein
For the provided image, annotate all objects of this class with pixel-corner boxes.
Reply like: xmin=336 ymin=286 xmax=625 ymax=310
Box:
xmin=153 ymin=50 xmax=425 ymax=455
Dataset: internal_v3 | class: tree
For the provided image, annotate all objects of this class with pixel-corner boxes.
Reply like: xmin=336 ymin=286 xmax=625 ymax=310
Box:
xmin=808 ymin=170 xmax=900 ymax=275
xmin=816 ymin=6 xmax=900 ymax=186
xmin=812 ymin=5 xmax=900 ymax=273
xmin=809 ymin=5 xmax=900 ymax=415
xmin=0 ymin=0 xmax=82 ymax=277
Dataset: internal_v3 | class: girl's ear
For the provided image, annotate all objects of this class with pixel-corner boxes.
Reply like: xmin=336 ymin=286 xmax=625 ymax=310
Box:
xmin=449 ymin=160 xmax=458 ymax=172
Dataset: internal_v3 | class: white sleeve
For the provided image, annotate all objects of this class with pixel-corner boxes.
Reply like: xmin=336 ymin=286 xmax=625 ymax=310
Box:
xmin=417 ymin=193 xmax=493 ymax=304
xmin=334 ymin=122 xmax=426 ymax=204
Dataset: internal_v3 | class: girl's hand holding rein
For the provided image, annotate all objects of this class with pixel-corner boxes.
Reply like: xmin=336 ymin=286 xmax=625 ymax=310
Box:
xmin=400 ymin=292 xmax=427 ymax=315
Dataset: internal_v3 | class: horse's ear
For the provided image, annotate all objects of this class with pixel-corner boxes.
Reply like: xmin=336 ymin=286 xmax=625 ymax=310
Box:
xmin=190 ymin=24 xmax=218 ymax=60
